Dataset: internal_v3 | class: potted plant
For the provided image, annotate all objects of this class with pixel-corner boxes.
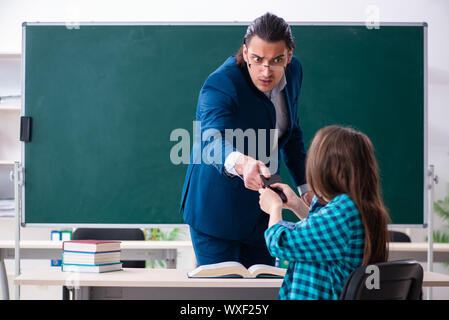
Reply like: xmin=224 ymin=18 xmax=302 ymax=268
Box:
xmin=144 ymin=227 xmax=186 ymax=268
xmin=433 ymin=185 xmax=449 ymax=268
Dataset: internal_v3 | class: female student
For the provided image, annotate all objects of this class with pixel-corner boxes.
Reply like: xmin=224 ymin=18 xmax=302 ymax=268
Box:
xmin=258 ymin=125 xmax=391 ymax=300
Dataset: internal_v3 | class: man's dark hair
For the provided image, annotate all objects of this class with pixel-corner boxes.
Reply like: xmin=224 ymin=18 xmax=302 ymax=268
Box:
xmin=235 ymin=12 xmax=295 ymax=69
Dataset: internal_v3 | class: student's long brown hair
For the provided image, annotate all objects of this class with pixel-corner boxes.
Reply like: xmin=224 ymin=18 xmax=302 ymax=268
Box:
xmin=306 ymin=125 xmax=390 ymax=266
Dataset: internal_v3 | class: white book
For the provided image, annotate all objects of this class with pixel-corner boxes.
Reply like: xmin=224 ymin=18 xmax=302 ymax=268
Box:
xmin=62 ymin=240 xmax=121 ymax=253
xmin=61 ymin=262 xmax=123 ymax=273
xmin=62 ymin=251 xmax=121 ymax=265
xmin=187 ymin=261 xmax=286 ymax=279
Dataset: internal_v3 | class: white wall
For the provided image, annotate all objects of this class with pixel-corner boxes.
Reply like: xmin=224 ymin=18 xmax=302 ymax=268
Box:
xmin=0 ymin=0 xmax=448 ymax=299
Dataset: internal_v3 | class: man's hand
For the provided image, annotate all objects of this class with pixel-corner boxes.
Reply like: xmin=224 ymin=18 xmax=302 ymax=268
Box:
xmin=234 ymin=154 xmax=271 ymax=191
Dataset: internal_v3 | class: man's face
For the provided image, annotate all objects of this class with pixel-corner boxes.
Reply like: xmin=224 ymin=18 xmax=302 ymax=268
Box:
xmin=243 ymin=35 xmax=293 ymax=93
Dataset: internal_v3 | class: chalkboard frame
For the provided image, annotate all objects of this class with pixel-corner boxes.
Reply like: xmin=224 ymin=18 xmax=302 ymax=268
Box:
xmin=20 ymin=21 xmax=428 ymax=228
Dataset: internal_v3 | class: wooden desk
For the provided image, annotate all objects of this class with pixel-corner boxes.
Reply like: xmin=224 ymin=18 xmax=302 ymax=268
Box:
xmin=0 ymin=240 xmax=193 ymax=300
xmin=388 ymin=242 xmax=449 ymax=262
xmin=14 ymin=267 xmax=449 ymax=300
xmin=3 ymin=241 xmax=449 ymax=299
xmin=15 ymin=267 xmax=281 ymax=300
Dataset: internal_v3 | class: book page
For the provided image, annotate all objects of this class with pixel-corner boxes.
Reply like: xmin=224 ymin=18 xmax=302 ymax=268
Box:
xmin=247 ymin=264 xmax=286 ymax=278
xmin=188 ymin=261 xmax=251 ymax=278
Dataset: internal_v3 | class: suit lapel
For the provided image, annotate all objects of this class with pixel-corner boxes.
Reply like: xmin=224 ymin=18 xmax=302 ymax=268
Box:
xmin=279 ymin=84 xmax=293 ymax=148
xmin=263 ymin=95 xmax=276 ymax=129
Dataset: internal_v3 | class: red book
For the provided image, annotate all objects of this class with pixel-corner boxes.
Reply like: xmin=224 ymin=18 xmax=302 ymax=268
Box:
xmin=62 ymin=240 xmax=121 ymax=253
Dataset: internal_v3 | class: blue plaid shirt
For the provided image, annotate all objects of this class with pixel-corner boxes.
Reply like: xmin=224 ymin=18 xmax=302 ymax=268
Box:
xmin=264 ymin=194 xmax=365 ymax=300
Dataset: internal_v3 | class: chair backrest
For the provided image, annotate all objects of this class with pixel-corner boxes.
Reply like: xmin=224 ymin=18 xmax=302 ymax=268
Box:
xmin=340 ymin=260 xmax=423 ymax=300
xmin=72 ymin=228 xmax=145 ymax=268
xmin=389 ymin=231 xmax=411 ymax=242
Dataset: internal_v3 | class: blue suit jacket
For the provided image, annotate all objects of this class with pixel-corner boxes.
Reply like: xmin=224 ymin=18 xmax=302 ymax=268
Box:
xmin=180 ymin=56 xmax=307 ymax=241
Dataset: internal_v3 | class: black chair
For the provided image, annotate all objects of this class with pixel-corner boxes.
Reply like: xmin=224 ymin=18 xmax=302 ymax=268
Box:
xmin=62 ymin=228 xmax=145 ymax=300
xmin=389 ymin=231 xmax=411 ymax=242
xmin=71 ymin=228 xmax=145 ymax=268
xmin=340 ymin=259 xmax=423 ymax=300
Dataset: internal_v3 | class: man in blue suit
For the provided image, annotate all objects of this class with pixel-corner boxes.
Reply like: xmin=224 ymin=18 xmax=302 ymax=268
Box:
xmin=180 ymin=13 xmax=313 ymax=268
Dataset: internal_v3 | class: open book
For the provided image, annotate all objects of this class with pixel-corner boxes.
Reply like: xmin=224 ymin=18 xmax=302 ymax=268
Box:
xmin=187 ymin=261 xmax=286 ymax=279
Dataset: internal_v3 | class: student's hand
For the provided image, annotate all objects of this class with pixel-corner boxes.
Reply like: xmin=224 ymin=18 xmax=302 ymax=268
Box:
xmin=258 ymin=187 xmax=283 ymax=214
xmin=270 ymin=183 xmax=310 ymax=220
xmin=301 ymin=191 xmax=315 ymax=207
xmin=258 ymin=188 xmax=283 ymax=227
xmin=269 ymin=183 xmax=300 ymax=211
xmin=234 ymin=154 xmax=271 ymax=191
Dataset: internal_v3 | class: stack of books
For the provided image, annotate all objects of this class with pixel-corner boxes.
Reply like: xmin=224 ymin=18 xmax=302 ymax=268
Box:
xmin=61 ymin=240 xmax=122 ymax=273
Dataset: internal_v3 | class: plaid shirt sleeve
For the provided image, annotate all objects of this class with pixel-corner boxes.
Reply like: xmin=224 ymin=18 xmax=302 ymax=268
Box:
xmin=265 ymin=194 xmax=361 ymax=263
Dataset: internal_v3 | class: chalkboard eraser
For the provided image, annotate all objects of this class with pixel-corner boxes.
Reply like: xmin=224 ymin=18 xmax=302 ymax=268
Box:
xmin=20 ymin=116 xmax=32 ymax=142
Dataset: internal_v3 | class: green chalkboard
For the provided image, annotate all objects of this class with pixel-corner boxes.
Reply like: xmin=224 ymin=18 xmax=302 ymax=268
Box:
xmin=22 ymin=23 xmax=426 ymax=226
